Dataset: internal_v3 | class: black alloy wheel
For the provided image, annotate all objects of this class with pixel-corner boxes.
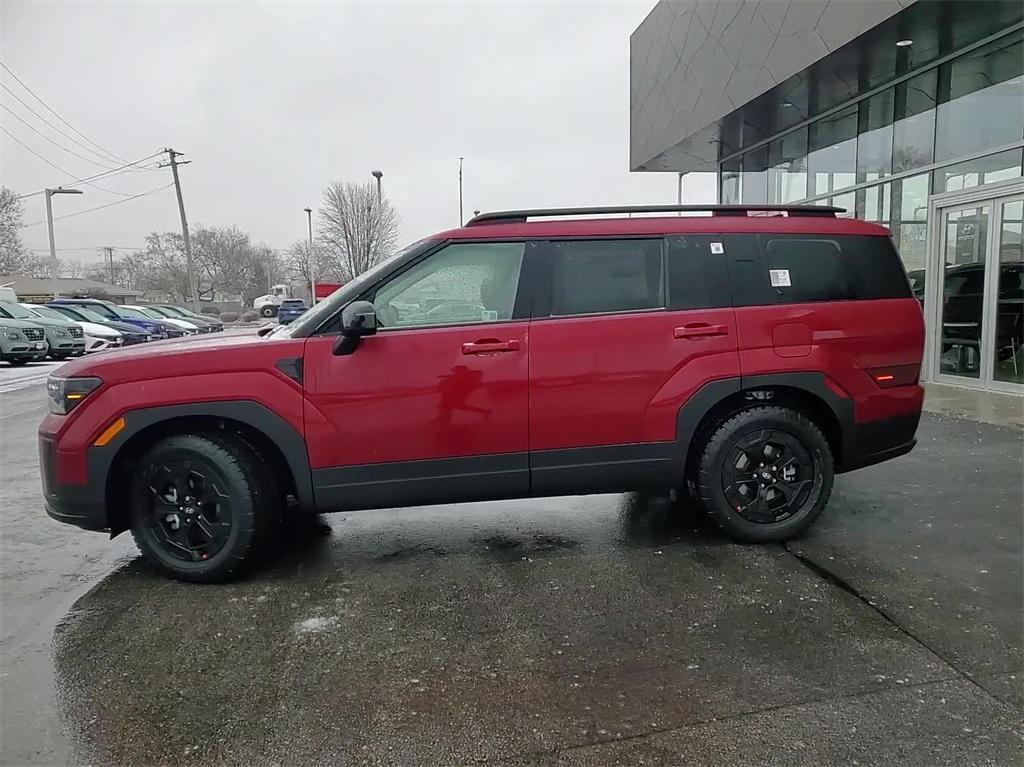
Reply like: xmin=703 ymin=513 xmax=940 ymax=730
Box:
xmin=145 ymin=459 xmax=234 ymax=563
xmin=694 ymin=405 xmax=833 ymax=542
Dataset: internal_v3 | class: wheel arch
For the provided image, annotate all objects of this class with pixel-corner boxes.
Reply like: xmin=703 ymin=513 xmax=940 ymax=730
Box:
xmin=97 ymin=401 xmax=313 ymax=536
xmin=676 ymin=373 xmax=853 ymax=476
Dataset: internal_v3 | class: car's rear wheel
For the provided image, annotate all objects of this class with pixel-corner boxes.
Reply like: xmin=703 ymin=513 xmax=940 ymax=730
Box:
xmin=259 ymin=305 xmax=276 ymax=318
xmin=694 ymin=405 xmax=833 ymax=542
xmin=129 ymin=433 xmax=280 ymax=582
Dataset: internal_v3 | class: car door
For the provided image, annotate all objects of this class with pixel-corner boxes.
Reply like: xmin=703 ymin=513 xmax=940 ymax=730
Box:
xmin=302 ymin=240 xmax=533 ymax=511
xmin=528 ymin=235 xmax=740 ymax=494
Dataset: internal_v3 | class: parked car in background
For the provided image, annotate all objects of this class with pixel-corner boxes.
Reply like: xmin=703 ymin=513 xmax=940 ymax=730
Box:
xmin=277 ymin=299 xmax=308 ymax=325
xmin=154 ymin=305 xmax=224 ymax=332
xmin=0 ymin=317 xmax=47 ymax=365
xmin=124 ymin=305 xmax=203 ymax=335
xmin=46 ymin=304 xmax=152 ymax=345
xmin=49 ymin=299 xmax=183 ymax=339
xmin=21 ymin=304 xmax=122 ymax=353
xmin=0 ymin=300 xmax=84 ymax=359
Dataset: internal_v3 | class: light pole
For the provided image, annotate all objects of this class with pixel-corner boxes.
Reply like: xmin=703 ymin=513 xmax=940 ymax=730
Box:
xmin=304 ymin=207 xmax=315 ymax=305
xmin=44 ymin=188 xmax=82 ymax=299
xmin=371 ymin=170 xmax=382 ymax=209
xmin=458 ymin=156 xmax=464 ymax=226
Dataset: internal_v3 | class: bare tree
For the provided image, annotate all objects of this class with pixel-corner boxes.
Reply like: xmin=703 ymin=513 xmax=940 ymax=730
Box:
xmin=284 ymin=239 xmax=340 ymax=289
xmin=0 ymin=187 xmax=43 ymax=276
xmin=317 ymin=180 xmax=399 ymax=280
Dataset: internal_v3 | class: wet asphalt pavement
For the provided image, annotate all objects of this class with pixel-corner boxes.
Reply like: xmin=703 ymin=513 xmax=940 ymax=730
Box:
xmin=1 ymin=383 xmax=1021 ymax=766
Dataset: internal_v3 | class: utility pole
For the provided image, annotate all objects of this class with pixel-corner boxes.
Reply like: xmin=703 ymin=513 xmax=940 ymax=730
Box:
xmin=304 ymin=207 xmax=315 ymax=305
xmin=163 ymin=148 xmax=200 ymax=311
xmin=44 ymin=187 xmax=82 ymax=300
xmin=103 ymin=246 xmax=115 ymax=283
xmin=458 ymin=157 xmax=464 ymax=226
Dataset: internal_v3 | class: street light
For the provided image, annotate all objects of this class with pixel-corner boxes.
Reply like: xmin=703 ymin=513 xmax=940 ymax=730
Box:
xmin=371 ymin=170 xmax=382 ymax=209
xmin=44 ymin=187 xmax=83 ymax=299
xmin=304 ymin=207 xmax=315 ymax=305
xmin=458 ymin=157 xmax=464 ymax=226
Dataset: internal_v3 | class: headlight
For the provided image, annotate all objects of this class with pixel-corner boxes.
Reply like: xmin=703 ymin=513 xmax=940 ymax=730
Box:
xmin=53 ymin=329 xmax=68 ymax=337
xmin=47 ymin=376 xmax=102 ymax=415
xmin=3 ymin=329 xmax=20 ymax=339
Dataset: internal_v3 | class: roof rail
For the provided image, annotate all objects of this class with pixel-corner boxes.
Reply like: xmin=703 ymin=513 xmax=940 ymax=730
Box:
xmin=465 ymin=204 xmax=844 ymax=225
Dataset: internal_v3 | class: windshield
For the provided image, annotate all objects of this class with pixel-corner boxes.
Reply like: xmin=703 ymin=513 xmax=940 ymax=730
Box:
xmin=270 ymin=239 xmax=433 ymax=338
xmin=131 ymin=306 xmax=164 ymax=319
xmin=27 ymin=305 xmax=66 ymax=320
xmin=0 ymin=300 xmax=34 ymax=319
xmin=116 ymin=307 xmax=153 ymax=320
xmin=159 ymin=306 xmax=188 ymax=317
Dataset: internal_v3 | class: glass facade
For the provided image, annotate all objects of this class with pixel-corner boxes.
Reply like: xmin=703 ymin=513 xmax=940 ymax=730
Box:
xmin=719 ymin=27 xmax=1024 ymax=275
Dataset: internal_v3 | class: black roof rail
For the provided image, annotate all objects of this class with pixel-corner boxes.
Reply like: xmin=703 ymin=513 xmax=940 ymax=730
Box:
xmin=465 ymin=204 xmax=844 ymax=225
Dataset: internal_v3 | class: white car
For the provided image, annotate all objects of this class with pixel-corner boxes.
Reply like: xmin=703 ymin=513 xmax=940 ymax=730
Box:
xmin=124 ymin=305 xmax=201 ymax=335
xmin=21 ymin=304 xmax=123 ymax=352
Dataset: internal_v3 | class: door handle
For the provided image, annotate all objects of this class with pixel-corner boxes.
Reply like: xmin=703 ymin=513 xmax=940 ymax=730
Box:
xmin=462 ymin=339 xmax=521 ymax=355
xmin=674 ymin=323 xmax=728 ymax=339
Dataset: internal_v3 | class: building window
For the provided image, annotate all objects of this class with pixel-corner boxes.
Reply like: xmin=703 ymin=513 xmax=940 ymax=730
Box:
xmin=933 ymin=148 xmax=1024 ymax=193
xmin=892 ymin=173 xmax=930 ymax=274
xmin=740 ymin=145 xmax=768 ymax=204
xmin=892 ymin=69 xmax=937 ymax=174
xmin=857 ymin=182 xmax=891 ymax=224
xmin=830 ymin=192 xmax=855 ymax=219
xmin=857 ymin=89 xmax=894 ymax=183
xmin=808 ymin=105 xmax=857 ymax=196
xmin=721 ymin=158 xmax=740 ymax=204
xmin=935 ymin=31 xmax=1024 ymax=163
xmin=766 ymin=127 xmax=808 ymax=204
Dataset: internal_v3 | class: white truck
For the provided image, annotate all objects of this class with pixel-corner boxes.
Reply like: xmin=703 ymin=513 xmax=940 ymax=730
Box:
xmin=252 ymin=284 xmax=294 ymax=318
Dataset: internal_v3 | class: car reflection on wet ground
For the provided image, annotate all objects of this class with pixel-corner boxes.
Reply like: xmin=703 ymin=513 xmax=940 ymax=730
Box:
xmin=2 ymin=382 xmax=1022 ymax=766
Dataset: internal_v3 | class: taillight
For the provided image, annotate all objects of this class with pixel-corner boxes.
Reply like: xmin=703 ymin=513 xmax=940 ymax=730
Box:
xmin=867 ymin=364 xmax=920 ymax=388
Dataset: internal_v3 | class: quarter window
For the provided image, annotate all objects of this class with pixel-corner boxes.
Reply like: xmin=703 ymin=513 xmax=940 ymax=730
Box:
xmin=548 ymin=239 xmax=664 ymax=316
xmin=372 ymin=242 xmax=524 ymax=328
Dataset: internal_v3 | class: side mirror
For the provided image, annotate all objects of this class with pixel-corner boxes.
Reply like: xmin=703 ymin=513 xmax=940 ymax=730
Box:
xmin=333 ymin=300 xmax=377 ymax=356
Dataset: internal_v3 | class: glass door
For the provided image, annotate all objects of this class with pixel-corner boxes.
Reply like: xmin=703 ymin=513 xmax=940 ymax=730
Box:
xmin=932 ymin=192 xmax=1024 ymax=393
xmin=936 ymin=203 xmax=991 ymax=382
xmin=989 ymin=197 xmax=1023 ymax=390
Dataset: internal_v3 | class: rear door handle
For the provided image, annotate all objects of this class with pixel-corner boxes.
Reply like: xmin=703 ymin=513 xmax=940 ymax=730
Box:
xmin=462 ymin=339 xmax=521 ymax=355
xmin=674 ymin=324 xmax=728 ymax=339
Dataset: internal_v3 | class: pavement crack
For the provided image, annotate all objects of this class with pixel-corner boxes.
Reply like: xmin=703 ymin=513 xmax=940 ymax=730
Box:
xmin=782 ymin=543 xmax=1004 ymax=706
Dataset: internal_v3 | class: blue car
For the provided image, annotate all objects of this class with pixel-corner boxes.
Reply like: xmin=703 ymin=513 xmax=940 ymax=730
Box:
xmin=277 ymin=299 xmax=308 ymax=325
xmin=50 ymin=299 xmax=183 ymax=339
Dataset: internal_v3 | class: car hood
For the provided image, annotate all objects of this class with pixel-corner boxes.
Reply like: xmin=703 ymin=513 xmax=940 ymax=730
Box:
xmin=0 ymin=318 xmax=49 ymax=331
xmin=99 ymin=319 xmax=148 ymax=335
xmin=17 ymin=316 xmax=77 ymax=330
xmin=55 ymin=331 xmax=306 ymax=385
xmin=79 ymin=321 xmax=120 ymax=337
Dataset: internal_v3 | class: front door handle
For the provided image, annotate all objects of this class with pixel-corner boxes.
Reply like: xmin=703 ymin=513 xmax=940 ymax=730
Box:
xmin=674 ymin=323 xmax=728 ymax=339
xmin=462 ymin=339 xmax=521 ymax=355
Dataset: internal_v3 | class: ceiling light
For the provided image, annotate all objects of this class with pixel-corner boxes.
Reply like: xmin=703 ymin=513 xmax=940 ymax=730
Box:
xmin=896 ymin=39 xmax=914 ymax=47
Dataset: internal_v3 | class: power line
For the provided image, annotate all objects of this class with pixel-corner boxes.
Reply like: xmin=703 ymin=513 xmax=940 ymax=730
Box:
xmin=28 ymin=245 xmax=142 ymax=252
xmin=23 ymin=183 xmax=174 ymax=227
xmin=0 ymin=60 xmax=128 ymax=165
xmin=8 ymin=143 xmax=164 ymax=199
xmin=0 ymin=102 xmax=131 ymax=173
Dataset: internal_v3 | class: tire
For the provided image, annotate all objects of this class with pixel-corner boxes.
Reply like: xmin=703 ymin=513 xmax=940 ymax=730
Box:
xmin=694 ymin=405 xmax=833 ymax=543
xmin=259 ymin=305 xmax=277 ymax=318
xmin=129 ymin=433 xmax=280 ymax=582
xmin=50 ymin=353 xmax=70 ymax=360
xmin=7 ymin=358 xmax=29 ymax=366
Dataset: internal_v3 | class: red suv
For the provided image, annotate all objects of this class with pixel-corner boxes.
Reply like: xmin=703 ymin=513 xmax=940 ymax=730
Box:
xmin=39 ymin=205 xmax=924 ymax=582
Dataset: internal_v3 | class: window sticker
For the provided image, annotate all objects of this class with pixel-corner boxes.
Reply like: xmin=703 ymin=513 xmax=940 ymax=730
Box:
xmin=710 ymin=242 xmax=724 ymax=254
xmin=769 ymin=269 xmax=791 ymax=287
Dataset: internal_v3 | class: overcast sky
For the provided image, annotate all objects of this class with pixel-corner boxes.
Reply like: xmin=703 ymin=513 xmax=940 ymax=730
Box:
xmin=2 ymin=1 xmax=716 ymax=265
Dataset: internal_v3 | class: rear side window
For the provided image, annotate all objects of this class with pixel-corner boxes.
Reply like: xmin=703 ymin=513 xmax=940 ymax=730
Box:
xmin=548 ymin=239 xmax=664 ymax=316
xmin=666 ymin=236 xmax=732 ymax=310
xmin=733 ymin=234 xmax=912 ymax=305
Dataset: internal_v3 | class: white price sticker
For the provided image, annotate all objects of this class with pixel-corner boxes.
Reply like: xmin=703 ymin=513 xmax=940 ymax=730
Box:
xmin=710 ymin=242 xmax=724 ymax=254
xmin=769 ymin=269 xmax=791 ymax=287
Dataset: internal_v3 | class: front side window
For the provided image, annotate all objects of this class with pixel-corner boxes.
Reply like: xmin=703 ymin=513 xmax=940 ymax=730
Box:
xmin=548 ymin=239 xmax=664 ymax=316
xmin=373 ymin=242 xmax=524 ymax=329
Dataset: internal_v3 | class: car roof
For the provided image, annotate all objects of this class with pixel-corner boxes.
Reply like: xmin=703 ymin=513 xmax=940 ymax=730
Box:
xmin=434 ymin=212 xmax=890 ymax=241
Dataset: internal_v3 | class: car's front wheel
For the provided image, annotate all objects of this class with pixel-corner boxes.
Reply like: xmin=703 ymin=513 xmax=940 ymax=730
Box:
xmin=129 ymin=433 xmax=280 ymax=582
xmin=259 ymin=305 xmax=277 ymax=318
xmin=7 ymin=358 xmax=30 ymax=366
xmin=694 ymin=405 xmax=833 ymax=542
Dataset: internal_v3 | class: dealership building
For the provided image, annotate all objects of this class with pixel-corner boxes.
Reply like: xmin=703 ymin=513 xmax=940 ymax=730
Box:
xmin=631 ymin=0 xmax=1023 ymax=393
